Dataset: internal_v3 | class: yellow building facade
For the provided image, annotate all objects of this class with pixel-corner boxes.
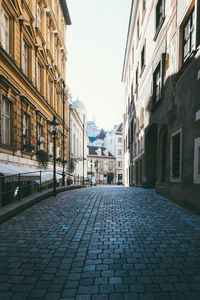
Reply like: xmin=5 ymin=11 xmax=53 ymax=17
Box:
xmin=0 ymin=0 xmax=71 ymax=170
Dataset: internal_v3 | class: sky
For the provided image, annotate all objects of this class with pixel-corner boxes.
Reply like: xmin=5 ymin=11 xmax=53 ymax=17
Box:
xmin=66 ymin=0 xmax=132 ymax=131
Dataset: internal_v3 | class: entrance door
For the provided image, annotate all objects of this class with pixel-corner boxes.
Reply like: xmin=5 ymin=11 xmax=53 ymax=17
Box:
xmin=107 ymin=173 xmax=113 ymax=184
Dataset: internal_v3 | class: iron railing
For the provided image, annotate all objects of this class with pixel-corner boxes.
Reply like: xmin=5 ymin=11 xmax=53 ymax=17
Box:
xmin=0 ymin=171 xmax=89 ymax=208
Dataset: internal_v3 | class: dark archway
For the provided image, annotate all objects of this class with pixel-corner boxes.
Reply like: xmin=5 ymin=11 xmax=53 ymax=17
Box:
xmin=145 ymin=123 xmax=158 ymax=187
xmin=159 ymin=125 xmax=168 ymax=182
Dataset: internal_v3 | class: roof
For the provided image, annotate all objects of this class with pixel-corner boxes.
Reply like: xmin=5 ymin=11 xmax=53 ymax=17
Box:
xmin=59 ymin=0 xmax=72 ymax=25
xmin=88 ymin=146 xmax=115 ymax=158
xmin=96 ymin=129 xmax=106 ymax=140
xmin=115 ymin=123 xmax=123 ymax=133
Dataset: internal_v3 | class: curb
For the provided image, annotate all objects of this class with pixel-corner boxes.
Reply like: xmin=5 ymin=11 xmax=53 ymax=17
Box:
xmin=0 ymin=185 xmax=88 ymax=224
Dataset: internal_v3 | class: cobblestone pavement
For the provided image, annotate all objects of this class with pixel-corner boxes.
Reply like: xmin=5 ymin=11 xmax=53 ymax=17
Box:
xmin=0 ymin=186 xmax=200 ymax=300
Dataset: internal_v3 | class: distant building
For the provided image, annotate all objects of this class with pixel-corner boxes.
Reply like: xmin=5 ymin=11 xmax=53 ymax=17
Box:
xmin=87 ymin=146 xmax=116 ymax=184
xmin=104 ymin=123 xmax=123 ymax=184
xmin=68 ymin=99 xmax=89 ymax=181
xmin=91 ymin=129 xmax=106 ymax=147
xmin=86 ymin=120 xmax=99 ymax=143
xmin=73 ymin=99 xmax=86 ymax=124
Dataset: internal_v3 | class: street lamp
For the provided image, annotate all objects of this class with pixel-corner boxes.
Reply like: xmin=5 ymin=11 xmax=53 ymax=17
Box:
xmin=62 ymin=80 xmax=66 ymax=186
xmin=82 ymin=123 xmax=85 ymax=185
xmin=68 ymin=104 xmax=72 ymax=185
xmin=50 ymin=115 xmax=59 ymax=196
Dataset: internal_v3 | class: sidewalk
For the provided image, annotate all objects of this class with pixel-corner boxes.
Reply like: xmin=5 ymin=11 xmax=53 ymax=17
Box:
xmin=0 ymin=185 xmax=87 ymax=224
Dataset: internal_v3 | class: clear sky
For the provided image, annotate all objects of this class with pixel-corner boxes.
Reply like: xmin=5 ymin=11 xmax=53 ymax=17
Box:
xmin=66 ymin=0 xmax=132 ymax=131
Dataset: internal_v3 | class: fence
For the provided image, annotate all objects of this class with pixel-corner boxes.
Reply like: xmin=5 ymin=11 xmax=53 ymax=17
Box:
xmin=0 ymin=171 xmax=89 ymax=208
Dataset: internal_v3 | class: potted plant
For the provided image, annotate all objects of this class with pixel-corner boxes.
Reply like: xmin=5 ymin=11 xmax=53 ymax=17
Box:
xmin=36 ymin=150 xmax=49 ymax=168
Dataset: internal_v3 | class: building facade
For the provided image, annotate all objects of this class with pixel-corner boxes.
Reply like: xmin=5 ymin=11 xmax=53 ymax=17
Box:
xmin=0 ymin=0 xmax=71 ymax=171
xmin=68 ymin=99 xmax=89 ymax=181
xmin=87 ymin=145 xmax=116 ymax=184
xmin=104 ymin=123 xmax=123 ymax=184
xmin=122 ymin=0 xmax=200 ymax=211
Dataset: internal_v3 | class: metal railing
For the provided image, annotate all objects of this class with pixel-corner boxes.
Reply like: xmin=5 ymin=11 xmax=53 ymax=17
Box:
xmin=0 ymin=171 xmax=89 ymax=208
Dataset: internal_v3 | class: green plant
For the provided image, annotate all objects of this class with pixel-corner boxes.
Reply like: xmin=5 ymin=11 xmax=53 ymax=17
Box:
xmin=21 ymin=144 xmax=35 ymax=152
xmin=36 ymin=150 xmax=49 ymax=168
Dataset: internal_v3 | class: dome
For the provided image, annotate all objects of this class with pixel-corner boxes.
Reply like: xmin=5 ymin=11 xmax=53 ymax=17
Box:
xmin=73 ymin=99 xmax=86 ymax=111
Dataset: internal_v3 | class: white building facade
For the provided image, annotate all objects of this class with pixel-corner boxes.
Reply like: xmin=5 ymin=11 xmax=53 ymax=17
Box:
xmin=68 ymin=99 xmax=89 ymax=181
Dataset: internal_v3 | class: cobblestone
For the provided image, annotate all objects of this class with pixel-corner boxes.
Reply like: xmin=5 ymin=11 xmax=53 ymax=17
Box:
xmin=0 ymin=186 xmax=200 ymax=298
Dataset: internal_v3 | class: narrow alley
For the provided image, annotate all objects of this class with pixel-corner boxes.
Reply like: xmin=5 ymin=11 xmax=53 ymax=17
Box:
xmin=0 ymin=187 xmax=200 ymax=299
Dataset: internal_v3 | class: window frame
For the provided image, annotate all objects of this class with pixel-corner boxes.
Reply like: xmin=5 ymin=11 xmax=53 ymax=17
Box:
xmin=1 ymin=95 xmax=11 ymax=145
xmin=140 ymin=41 xmax=146 ymax=75
xmin=37 ymin=3 xmax=42 ymax=30
xmin=22 ymin=112 xmax=30 ymax=147
xmin=182 ymin=7 xmax=195 ymax=64
xmin=170 ymin=128 xmax=182 ymax=182
xmin=153 ymin=61 xmax=161 ymax=105
xmin=154 ymin=0 xmax=165 ymax=41
xmin=37 ymin=123 xmax=44 ymax=150
xmin=23 ymin=40 xmax=29 ymax=77
xmin=1 ymin=8 xmax=10 ymax=53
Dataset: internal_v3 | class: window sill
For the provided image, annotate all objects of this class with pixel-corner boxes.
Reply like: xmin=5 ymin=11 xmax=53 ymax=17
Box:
xmin=153 ymin=17 xmax=165 ymax=41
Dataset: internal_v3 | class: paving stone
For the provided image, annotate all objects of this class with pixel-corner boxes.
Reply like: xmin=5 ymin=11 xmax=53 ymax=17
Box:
xmin=0 ymin=187 xmax=199 ymax=298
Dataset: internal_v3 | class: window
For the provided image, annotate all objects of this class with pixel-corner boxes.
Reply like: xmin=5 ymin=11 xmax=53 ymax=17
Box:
xmin=47 ymin=29 xmax=50 ymax=49
xmin=37 ymin=4 xmax=41 ymax=29
xmin=199 ymin=147 xmax=200 ymax=176
xmin=118 ymin=161 xmax=122 ymax=168
xmin=137 ymin=16 xmax=140 ymax=41
xmin=154 ymin=0 xmax=165 ymax=40
xmin=23 ymin=113 xmax=30 ymax=146
xmin=55 ymin=46 xmax=57 ymax=65
xmin=141 ymin=42 xmax=146 ymax=72
xmin=1 ymin=9 xmax=9 ymax=53
xmin=47 ymin=79 xmax=51 ymax=103
xmin=23 ymin=41 xmax=29 ymax=76
xmin=37 ymin=123 xmax=44 ymax=150
xmin=194 ymin=137 xmax=200 ymax=184
xmin=153 ymin=62 xmax=161 ymax=104
xmin=118 ymin=137 xmax=122 ymax=143
xmin=183 ymin=8 xmax=195 ymax=63
xmin=61 ymin=59 xmax=64 ymax=76
xmin=37 ymin=62 xmax=41 ymax=92
xmin=118 ymin=148 xmax=122 ymax=155
xmin=136 ymin=67 xmax=138 ymax=88
xmin=109 ymin=162 xmax=113 ymax=169
xmin=171 ymin=130 xmax=182 ymax=181
xmin=100 ymin=162 xmax=103 ymax=169
xmin=156 ymin=0 xmax=164 ymax=29
xmin=55 ymin=91 xmax=57 ymax=112
xmin=1 ymin=96 xmax=10 ymax=145
xmin=143 ymin=0 xmax=146 ymax=11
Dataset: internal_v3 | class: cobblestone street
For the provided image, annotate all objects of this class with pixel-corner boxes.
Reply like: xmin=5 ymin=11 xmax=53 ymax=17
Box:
xmin=0 ymin=186 xmax=200 ymax=299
